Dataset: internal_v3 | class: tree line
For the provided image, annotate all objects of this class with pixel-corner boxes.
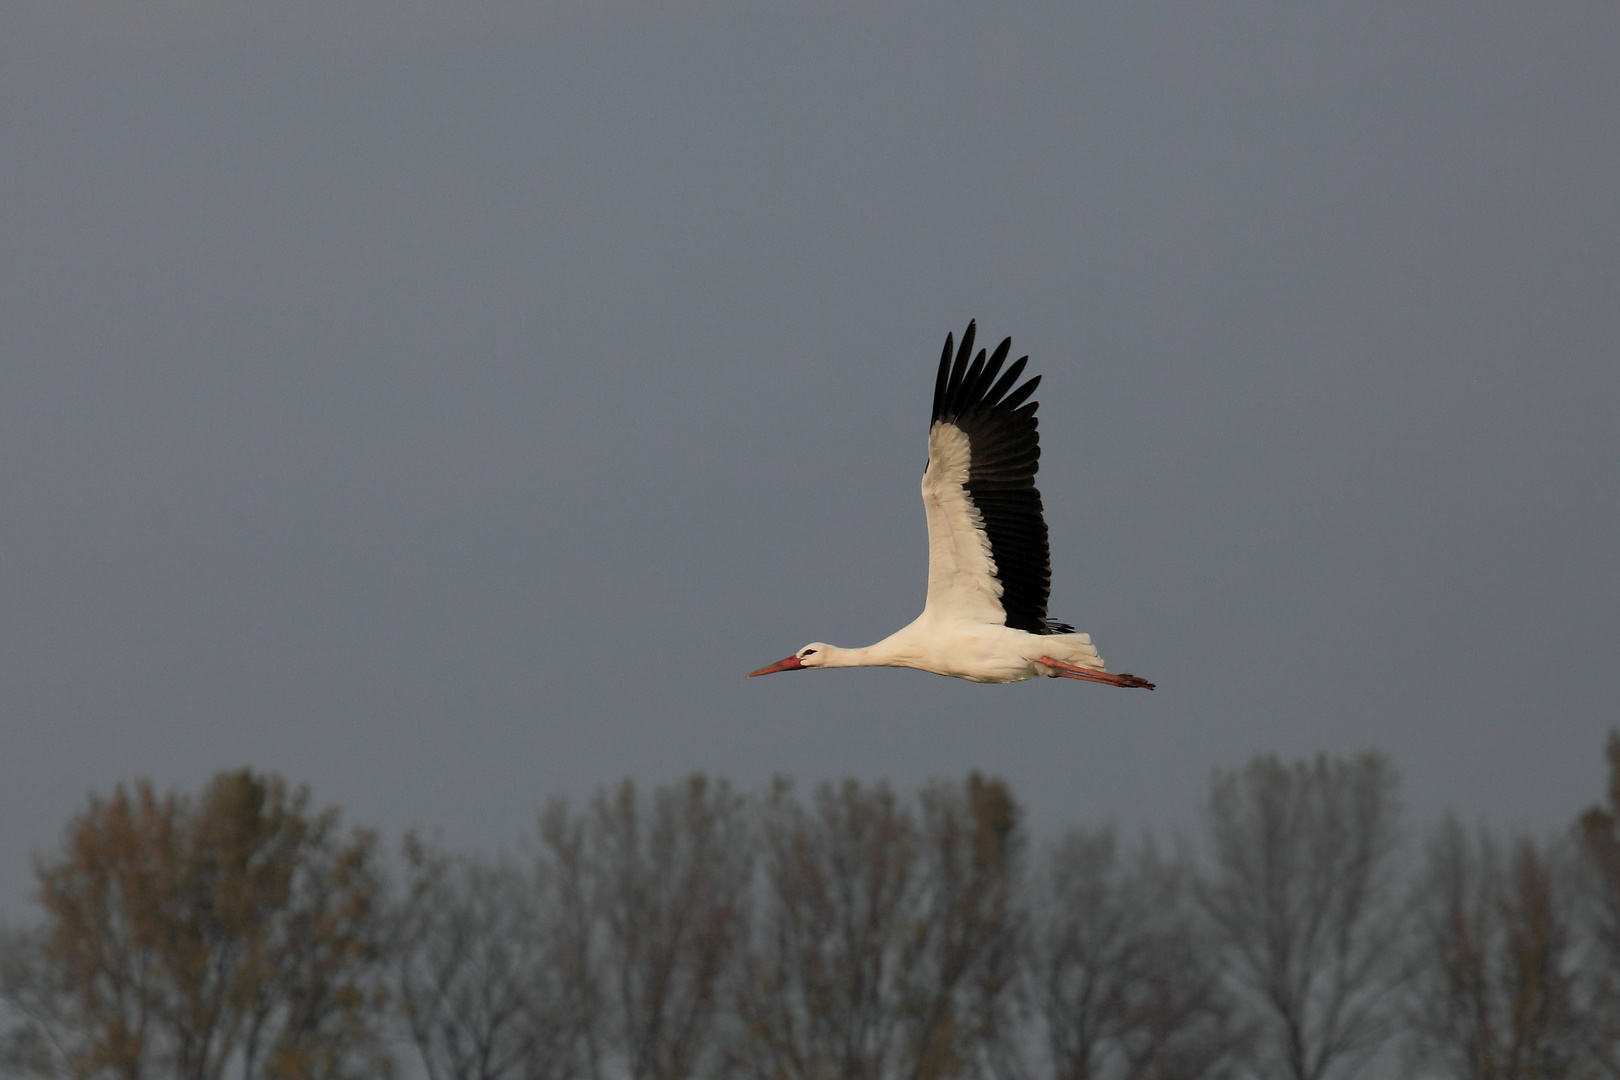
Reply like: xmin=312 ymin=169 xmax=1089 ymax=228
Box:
xmin=3 ymin=739 xmax=1619 ymax=1080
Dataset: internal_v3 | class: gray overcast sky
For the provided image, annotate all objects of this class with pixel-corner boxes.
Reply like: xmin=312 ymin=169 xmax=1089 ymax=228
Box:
xmin=2 ymin=2 xmax=1617 ymax=912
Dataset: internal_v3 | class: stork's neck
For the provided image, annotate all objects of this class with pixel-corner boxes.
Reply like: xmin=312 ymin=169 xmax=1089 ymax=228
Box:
xmin=822 ymin=629 xmax=926 ymax=671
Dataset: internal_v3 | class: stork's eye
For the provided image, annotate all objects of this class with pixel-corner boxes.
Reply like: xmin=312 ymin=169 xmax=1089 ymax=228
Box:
xmin=801 ymin=649 xmax=817 ymax=657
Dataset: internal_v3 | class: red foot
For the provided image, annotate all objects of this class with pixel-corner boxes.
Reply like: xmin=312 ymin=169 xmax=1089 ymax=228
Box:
xmin=1034 ymin=656 xmax=1156 ymax=690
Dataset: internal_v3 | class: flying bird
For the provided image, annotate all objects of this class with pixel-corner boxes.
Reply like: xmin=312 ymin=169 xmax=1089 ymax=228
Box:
xmin=748 ymin=322 xmax=1155 ymax=689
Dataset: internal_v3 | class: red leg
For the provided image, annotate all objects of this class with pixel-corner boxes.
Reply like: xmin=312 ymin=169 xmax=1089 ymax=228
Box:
xmin=1034 ymin=656 xmax=1156 ymax=690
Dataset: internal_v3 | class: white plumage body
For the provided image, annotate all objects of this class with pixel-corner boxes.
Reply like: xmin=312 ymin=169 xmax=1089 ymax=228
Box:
xmin=797 ymin=621 xmax=1104 ymax=685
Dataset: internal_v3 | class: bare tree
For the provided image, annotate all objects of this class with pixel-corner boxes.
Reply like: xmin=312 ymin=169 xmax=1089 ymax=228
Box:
xmin=734 ymin=774 xmax=1021 ymax=1080
xmin=1198 ymin=752 xmax=1405 ymax=1080
xmin=395 ymin=839 xmax=587 ymax=1080
xmin=1406 ymin=818 xmax=1580 ymax=1080
xmin=903 ymin=775 xmax=1023 ymax=1080
xmin=733 ymin=777 xmax=921 ymax=1080
xmin=0 ymin=926 xmax=76 ymax=1078
xmin=1003 ymin=827 xmax=1246 ymax=1080
xmin=1575 ymin=730 xmax=1620 ymax=1077
xmin=536 ymin=804 xmax=604 ymax=1080
xmin=0 ymin=769 xmax=389 ymax=1080
xmin=546 ymin=775 xmax=749 ymax=1080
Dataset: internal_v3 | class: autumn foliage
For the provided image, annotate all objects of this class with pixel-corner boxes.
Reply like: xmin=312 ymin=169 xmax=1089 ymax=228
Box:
xmin=0 ymin=771 xmax=388 ymax=1080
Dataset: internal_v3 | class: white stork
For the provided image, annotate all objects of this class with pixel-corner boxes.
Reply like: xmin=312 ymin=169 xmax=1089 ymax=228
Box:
xmin=748 ymin=321 xmax=1154 ymax=689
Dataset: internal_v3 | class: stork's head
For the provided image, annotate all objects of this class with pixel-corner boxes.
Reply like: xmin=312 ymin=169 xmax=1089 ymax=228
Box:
xmin=747 ymin=643 xmax=831 ymax=677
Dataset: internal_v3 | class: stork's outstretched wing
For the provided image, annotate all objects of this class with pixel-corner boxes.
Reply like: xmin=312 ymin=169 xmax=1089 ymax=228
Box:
xmin=919 ymin=321 xmax=1055 ymax=634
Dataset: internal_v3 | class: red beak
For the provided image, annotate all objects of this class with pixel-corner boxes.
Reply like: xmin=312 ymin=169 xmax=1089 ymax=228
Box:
xmin=747 ymin=655 xmax=805 ymax=677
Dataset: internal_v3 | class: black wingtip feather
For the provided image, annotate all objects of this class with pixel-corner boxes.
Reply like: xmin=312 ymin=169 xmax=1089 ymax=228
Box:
xmin=982 ymin=354 xmax=1028 ymax=409
xmin=933 ymin=324 xmax=1042 ymax=428
xmin=965 ymin=339 xmax=1011 ymax=407
xmin=955 ymin=349 xmax=988 ymax=417
xmin=936 ymin=323 xmax=978 ymax=424
xmin=1001 ymin=374 xmax=1041 ymax=414
xmin=932 ymin=332 xmax=954 ymax=421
